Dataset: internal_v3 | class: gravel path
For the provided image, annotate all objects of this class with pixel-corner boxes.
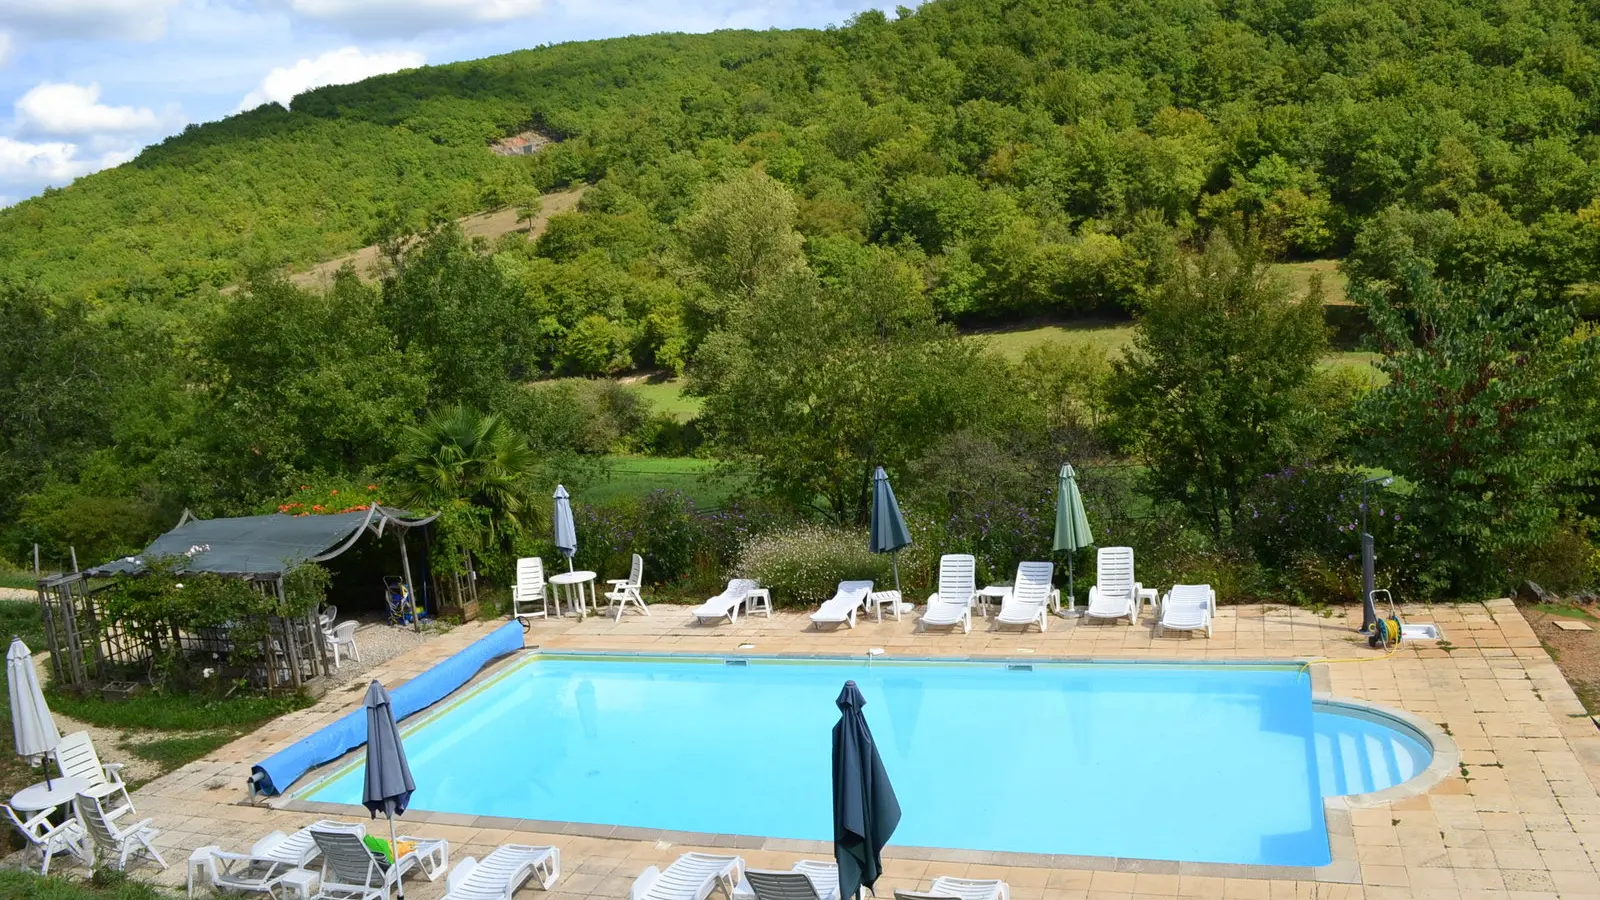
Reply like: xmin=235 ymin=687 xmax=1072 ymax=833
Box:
xmin=316 ymin=619 xmax=446 ymax=691
xmin=0 ymin=586 xmax=34 ymax=601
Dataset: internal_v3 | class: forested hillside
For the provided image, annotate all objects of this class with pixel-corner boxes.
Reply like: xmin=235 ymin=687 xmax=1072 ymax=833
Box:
xmin=4 ymin=0 xmax=1600 ymax=601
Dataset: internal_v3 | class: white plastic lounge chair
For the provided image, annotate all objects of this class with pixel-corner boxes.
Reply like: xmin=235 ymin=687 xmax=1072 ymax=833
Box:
xmin=54 ymin=731 xmax=135 ymax=821
xmin=691 ymin=580 xmax=759 ymax=625
xmin=311 ymin=826 xmax=448 ymax=900
xmin=75 ymin=790 xmax=166 ymax=871
xmin=630 ymin=852 xmax=744 ymax=900
xmin=893 ymin=877 xmax=1009 ymax=900
xmin=442 ymin=844 xmax=560 ymax=900
xmin=4 ymin=802 xmax=89 ymax=875
xmin=994 ymin=562 xmax=1057 ymax=632
xmin=744 ymin=860 xmax=839 ymax=900
xmin=191 ymin=819 xmax=361 ymax=897
xmin=1158 ymin=583 xmax=1215 ymax=638
xmin=809 ymin=581 xmax=873 ymax=630
xmin=918 ymin=554 xmax=976 ymax=633
xmin=605 ymin=553 xmax=649 ymax=620
xmin=513 ymin=557 xmax=551 ymax=628
xmin=1084 ymin=547 xmax=1141 ymax=625
xmin=324 ymin=621 xmax=361 ymax=668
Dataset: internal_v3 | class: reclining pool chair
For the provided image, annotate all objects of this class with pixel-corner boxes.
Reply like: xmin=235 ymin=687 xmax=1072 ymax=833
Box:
xmin=744 ymin=860 xmax=839 ymax=900
xmin=604 ymin=553 xmax=649 ymax=620
xmin=1084 ymin=546 xmax=1141 ymax=624
xmin=918 ymin=554 xmax=976 ymax=633
xmin=310 ymin=825 xmax=447 ymax=900
xmin=690 ymin=580 xmax=759 ymax=626
xmin=75 ymin=790 xmax=166 ymax=872
xmin=994 ymin=561 xmax=1057 ymax=632
xmin=630 ymin=852 xmax=744 ymax=900
xmin=809 ymin=581 xmax=873 ymax=630
xmin=441 ymin=843 xmax=560 ymax=900
xmin=54 ymin=731 xmax=135 ymax=822
xmin=3 ymin=802 xmax=89 ymax=875
xmin=893 ymin=877 xmax=1010 ymax=900
xmin=191 ymin=819 xmax=361 ymax=897
xmin=1158 ymin=583 xmax=1216 ymax=638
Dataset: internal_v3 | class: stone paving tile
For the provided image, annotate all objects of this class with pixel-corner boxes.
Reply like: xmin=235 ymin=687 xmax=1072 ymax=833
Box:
xmin=19 ymin=598 xmax=1600 ymax=900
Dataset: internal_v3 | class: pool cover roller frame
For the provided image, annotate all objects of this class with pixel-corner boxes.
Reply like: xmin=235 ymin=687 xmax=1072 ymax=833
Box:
xmin=250 ymin=621 xmax=524 ymax=796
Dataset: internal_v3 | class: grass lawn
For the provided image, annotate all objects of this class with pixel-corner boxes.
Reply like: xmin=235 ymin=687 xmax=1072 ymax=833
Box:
xmin=0 ymin=599 xmax=47 ymax=649
xmin=1 ymin=569 xmax=39 ymax=589
xmin=578 ymin=456 xmax=748 ymax=507
xmin=1270 ymin=259 xmax=1348 ymax=304
xmin=627 ymin=376 xmax=703 ymax=421
xmin=968 ymin=320 xmax=1135 ymax=361
xmin=0 ymin=870 xmax=174 ymax=899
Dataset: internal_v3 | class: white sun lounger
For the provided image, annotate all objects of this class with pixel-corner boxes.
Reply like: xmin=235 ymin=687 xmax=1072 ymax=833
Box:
xmin=809 ymin=581 xmax=873 ymax=630
xmin=918 ymin=554 xmax=975 ymax=633
xmin=310 ymin=826 xmax=448 ymax=900
xmin=1084 ymin=547 xmax=1141 ymax=624
xmin=1158 ymin=584 xmax=1215 ymax=637
xmin=630 ymin=852 xmax=744 ymax=900
xmin=894 ymin=876 xmax=1010 ymax=900
xmin=744 ymin=860 xmax=839 ymax=900
xmin=442 ymin=844 xmax=560 ymax=900
xmin=191 ymin=819 xmax=362 ymax=897
xmin=994 ymin=562 xmax=1056 ymax=632
xmin=691 ymin=580 xmax=760 ymax=625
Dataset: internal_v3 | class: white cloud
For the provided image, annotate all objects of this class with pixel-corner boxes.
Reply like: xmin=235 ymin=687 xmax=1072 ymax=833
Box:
xmin=0 ymin=32 xmax=13 ymax=66
xmin=0 ymin=0 xmax=183 ymax=41
xmin=283 ymin=0 xmax=545 ymax=35
xmin=238 ymin=46 xmax=424 ymax=110
xmin=0 ymin=136 xmax=102 ymax=182
xmin=15 ymin=82 xmax=160 ymax=136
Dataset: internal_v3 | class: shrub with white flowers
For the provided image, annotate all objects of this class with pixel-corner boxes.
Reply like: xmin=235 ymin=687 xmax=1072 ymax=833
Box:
xmin=735 ymin=525 xmax=891 ymax=606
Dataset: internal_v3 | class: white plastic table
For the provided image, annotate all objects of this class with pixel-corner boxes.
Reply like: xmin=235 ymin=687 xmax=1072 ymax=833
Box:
xmin=742 ymin=588 xmax=773 ymax=618
xmin=975 ymin=585 xmax=1011 ymax=617
xmin=9 ymin=776 xmax=88 ymax=815
xmin=548 ymin=570 xmax=598 ymax=619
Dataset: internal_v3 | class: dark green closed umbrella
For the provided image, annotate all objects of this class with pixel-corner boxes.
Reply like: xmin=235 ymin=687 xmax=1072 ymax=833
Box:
xmin=1052 ymin=463 xmax=1094 ymax=612
xmin=833 ymin=681 xmax=900 ymax=900
xmin=362 ymin=681 xmax=415 ymax=898
xmin=869 ymin=467 xmax=912 ymax=618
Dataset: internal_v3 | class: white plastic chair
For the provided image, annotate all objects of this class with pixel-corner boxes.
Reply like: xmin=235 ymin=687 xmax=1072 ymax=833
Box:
xmin=1084 ymin=547 xmax=1140 ymax=624
xmin=894 ymin=876 xmax=1009 ymax=900
xmin=605 ymin=554 xmax=649 ymax=620
xmin=690 ymin=580 xmax=759 ymax=625
xmin=3 ymin=802 xmax=90 ymax=874
xmin=809 ymin=581 xmax=873 ymax=630
xmin=53 ymin=732 xmax=134 ymax=821
xmin=75 ymin=790 xmax=167 ymax=871
xmin=1158 ymin=584 xmax=1215 ymax=638
xmin=918 ymin=554 xmax=976 ymax=633
xmin=324 ymin=621 xmax=361 ymax=668
xmin=192 ymin=819 xmax=362 ymax=897
xmin=630 ymin=852 xmax=744 ymax=900
xmin=995 ymin=562 xmax=1057 ymax=632
xmin=442 ymin=844 xmax=560 ymax=900
xmin=319 ymin=604 xmax=338 ymax=628
xmin=310 ymin=826 xmax=448 ymax=900
xmin=514 ymin=557 xmax=551 ymax=629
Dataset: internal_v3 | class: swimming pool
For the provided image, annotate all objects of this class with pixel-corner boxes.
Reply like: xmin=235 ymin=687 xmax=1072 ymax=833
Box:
xmin=301 ymin=655 xmax=1428 ymax=867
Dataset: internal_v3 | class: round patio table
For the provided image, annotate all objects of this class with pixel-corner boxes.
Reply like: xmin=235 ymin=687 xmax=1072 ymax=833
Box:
xmin=548 ymin=570 xmax=598 ymax=619
xmin=10 ymin=775 xmax=88 ymax=815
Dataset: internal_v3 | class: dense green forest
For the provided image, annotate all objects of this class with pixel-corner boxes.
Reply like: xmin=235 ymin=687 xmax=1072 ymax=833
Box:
xmin=3 ymin=0 xmax=1600 ymax=603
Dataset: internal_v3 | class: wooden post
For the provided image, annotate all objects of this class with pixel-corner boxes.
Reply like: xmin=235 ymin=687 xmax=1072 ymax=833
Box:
xmin=397 ymin=530 xmax=419 ymax=633
xmin=275 ymin=578 xmax=303 ymax=689
xmin=70 ymin=547 xmax=78 ymax=573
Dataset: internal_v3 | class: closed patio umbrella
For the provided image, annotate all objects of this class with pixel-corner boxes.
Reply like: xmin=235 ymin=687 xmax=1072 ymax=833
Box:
xmin=868 ymin=467 xmax=912 ymax=618
xmin=7 ymin=637 xmax=59 ymax=787
xmin=362 ymin=680 xmax=416 ymax=898
xmin=1052 ymin=463 xmax=1094 ymax=613
xmin=553 ymin=484 xmax=577 ymax=572
xmin=833 ymin=681 xmax=900 ymax=900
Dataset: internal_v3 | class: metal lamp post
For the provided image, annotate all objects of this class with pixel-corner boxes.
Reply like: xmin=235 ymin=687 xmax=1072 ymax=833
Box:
xmin=1359 ymin=475 xmax=1393 ymax=634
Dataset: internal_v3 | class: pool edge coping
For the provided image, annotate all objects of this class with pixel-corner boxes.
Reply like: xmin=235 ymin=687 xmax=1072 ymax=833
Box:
xmin=273 ymin=650 xmax=1458 ymax=885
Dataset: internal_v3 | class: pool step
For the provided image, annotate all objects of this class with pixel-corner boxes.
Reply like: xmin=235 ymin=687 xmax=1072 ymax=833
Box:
xmin=1313 ymin=710 xmax=1427 ymax=796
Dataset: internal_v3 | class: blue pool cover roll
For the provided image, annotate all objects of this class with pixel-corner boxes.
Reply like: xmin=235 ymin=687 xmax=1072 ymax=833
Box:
xmin=251 ymin=620 xmax=525 ymax=796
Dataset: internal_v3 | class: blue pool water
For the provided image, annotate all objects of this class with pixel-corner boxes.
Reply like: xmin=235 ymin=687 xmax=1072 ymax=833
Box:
xmin=302 ymin=656 xmax=1424 ymax=867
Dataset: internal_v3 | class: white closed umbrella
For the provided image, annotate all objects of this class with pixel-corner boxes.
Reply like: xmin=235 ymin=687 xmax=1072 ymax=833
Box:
xmin=8 ymin=636 xmax=60 ymax=786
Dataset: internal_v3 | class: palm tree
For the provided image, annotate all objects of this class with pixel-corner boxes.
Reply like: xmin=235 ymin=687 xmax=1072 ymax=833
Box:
xmin=389 ymin=407 xmax=541 ymax=543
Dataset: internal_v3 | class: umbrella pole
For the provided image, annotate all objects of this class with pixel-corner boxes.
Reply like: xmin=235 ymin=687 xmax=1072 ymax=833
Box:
xmin=1067 ymin=553 xmax=1074 ymax=617
xmin=388 ymin=811 xmax=404 ymax=900
xmin=891 ymin=553 xmax=901 ymax=621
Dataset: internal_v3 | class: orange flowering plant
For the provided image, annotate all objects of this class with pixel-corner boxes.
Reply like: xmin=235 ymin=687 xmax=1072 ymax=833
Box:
xmin=263 ymin=478 xmax=384 ymax=516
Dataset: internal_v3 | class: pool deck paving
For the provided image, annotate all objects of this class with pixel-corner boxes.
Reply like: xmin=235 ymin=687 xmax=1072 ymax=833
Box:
xmin=63 ymin=599 xmax=1600 ymax=899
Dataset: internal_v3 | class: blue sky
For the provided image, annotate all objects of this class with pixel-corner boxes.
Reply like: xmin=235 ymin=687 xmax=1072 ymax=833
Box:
xmin=0 ymin=1 xmax=895 ymax=205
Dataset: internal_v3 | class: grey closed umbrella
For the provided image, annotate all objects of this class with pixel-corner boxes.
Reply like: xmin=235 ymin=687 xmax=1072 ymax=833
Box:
xmin=362 ymin=681 xmax=415 ymax=897
xmin=1052 ymin=463 xmax=1094 ymax=613
xmin=7 ymin=637 xmax=59 ymax=787
xmin=868 ymin=467 xmax=912 ymax=619
xmin=833 ymin=681 xmax=900 ymax=900
xmin=553 ymin=484 xmax=577 ymax=572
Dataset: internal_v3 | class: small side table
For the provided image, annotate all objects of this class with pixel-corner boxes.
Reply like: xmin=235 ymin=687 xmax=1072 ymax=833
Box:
xmin=1138 ymin=587 xmax=1160 ymax=620
xmin=742 ymin=588 xmax=773 ymax=618
xmin=279 ymin=868 xmax=318 ymax=900
xmin=974 ymin=585 xmax=1012 ymax=618
xmin=869 ymin=590 xmax=911 ymax=621
xmin=187 ymin=846 xmax=220 ymax=897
